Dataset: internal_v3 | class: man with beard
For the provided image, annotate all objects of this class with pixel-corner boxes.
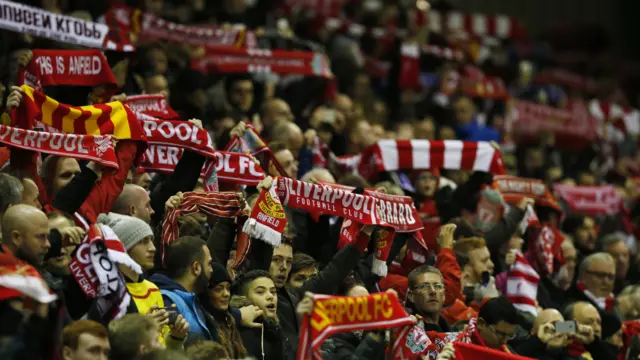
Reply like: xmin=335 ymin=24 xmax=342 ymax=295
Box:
xmin=537 ymin=239 xmax=578 ymax=309
xmin=562 ymin=215 xmax=597 ymax=263
xmin=149 ymin=236 xmax=214 ymax=340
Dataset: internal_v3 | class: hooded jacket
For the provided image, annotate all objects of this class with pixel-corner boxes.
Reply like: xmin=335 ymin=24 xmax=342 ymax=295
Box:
xmin=231 ymin=295 xmax=289 ymax=360
xmin=148 ymin=273 xmax=215 ymax=341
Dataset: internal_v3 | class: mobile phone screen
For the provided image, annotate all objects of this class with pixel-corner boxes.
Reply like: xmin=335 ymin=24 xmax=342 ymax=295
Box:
xmin=555 ymin=320 xmax=577 ymax=334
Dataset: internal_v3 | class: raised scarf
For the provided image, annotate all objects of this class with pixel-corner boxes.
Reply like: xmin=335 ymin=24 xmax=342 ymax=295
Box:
xmin=19 ymin=49 xmax=118 ymax=102
xmin=0 ymin=249 xmax=57 ymax=303
xmin=505 ymin=251 xmax=540 ymax=316
xmin=69 ymin=222 xmax=141 ymax=320
xmin=161 ymin=192 xmax=244 ymax=262
xmin=0 ymin=124 xmax=118 ymax=169
xmin=297 ymin=292 xmax=414 ymax=360
xmin=528 ymin=225 xmax=566 ymax=277
xmin=225 ymin=123 xmax=288 ymax=177
xmin=15 ymin=85 xmax=146 ymax=142
xmin=392 ymin=317 xmax=477 ymax=359
xmin=0 ymin=0 xmax=135 ymax=52
xmin=494 ymin=175 xmax=562 ymax=212
xmin=138 ymin=115 xmax=266 ymax=188
xmin=192 ymin=47 xmax=333 ymax=79
xmin=106 ymin=4 xmax=254 ymax=49
xmin=122 ymin=94 xmax=179 ymax=119
xmin=553 ymin=184 xmax=623 ymax=216
xmin=313 ymin=139 xmax=505 ymax=180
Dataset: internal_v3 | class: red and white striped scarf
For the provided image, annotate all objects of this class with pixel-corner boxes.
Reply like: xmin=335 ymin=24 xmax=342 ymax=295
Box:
xmin=0 ymin=249 xmax=57 ymax=304
xmin=505 ymin=251 xmax=540 ymax=316
xmin=69 ymin=222 xmax=141 ymax=320
xmin=553 ymin=184 xmax=623 ymax=216
xmin=588 ymin=99 xmax=640 ymax=143
xmin=161 ymin=192 xmax=244 ymax=262
xmin=318 ymin=140 xmax=505 ymax=180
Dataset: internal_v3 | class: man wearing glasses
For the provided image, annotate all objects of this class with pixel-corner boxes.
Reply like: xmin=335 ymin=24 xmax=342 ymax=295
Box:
xmin=566 ymin=252 xmax=616 ymax=312
xmin=474 ymin=297 xmax=521 ymax=352
xmin=407 ymin=265 xmax=449 ymax=332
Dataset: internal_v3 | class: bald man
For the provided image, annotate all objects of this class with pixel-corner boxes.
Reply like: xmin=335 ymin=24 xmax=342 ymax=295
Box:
xmin=271 ymin=122 xmax=304 ymax=158
xmin=111 ymin=184 xmax=155 ymax=224
xmin=2 ymin=204 xmax=50 ymax=266
xmin=514 ymin=308 xmax=568 ymax=357
xmin=301 ymin=169 xmax=336 ymax=184
xmin=262 ymin=98 xmax=294 ymax=134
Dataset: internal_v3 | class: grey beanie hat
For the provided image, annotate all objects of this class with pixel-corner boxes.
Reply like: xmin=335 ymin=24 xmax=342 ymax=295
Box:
xmin=98 ymin=213 xmax=154 ymax=251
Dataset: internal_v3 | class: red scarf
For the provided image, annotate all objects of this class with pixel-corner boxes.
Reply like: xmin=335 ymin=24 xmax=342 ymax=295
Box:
xmin=494 ymin=175 xmax=562 ymax=212
xmin=529 ymin=225 xmax=565 ymax=277
xmin=418 ymin=199 xmax=440 ymax=252
xmin=225 ymin=123 xmax=288 ymax=177
xmin=297 ymin=292 xmax=414 ymax=360
xmin=505 ymin=251 xmax=540 ymax=316
xmin=0 ymin=248 xmax=57 ymax=304
xmin=553 ymin=184 xmax=624 ymax=216
xmin=69 ymin=222 xmax=141 ymax=320
xmin=393 ymin=318 xmax=478 ymax=359
xmin=0 ymin=124 xmax=118 ymax=169
xmin=192 ymin=47 xmax=333 ymax=79
xmin=454 ymin=342 xmax=532 ymax=359
xmin=122 ymin=94 xmax=179 ymax=120
xmin=161 ymin=192 xmax=244 ymax=263
xmin=19 ymin=49 xmax=118 ymax=102
xmin=106 ymin=4 xmax=254 ymax=48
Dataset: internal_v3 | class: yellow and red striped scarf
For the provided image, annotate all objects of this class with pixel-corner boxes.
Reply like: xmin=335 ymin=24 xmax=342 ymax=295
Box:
xmin=15 ymin=85 xmax=146 ymax=141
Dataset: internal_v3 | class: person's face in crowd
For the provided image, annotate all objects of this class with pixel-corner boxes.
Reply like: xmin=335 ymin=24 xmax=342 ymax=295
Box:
xmin=395 ymin=123 xmax=414 ymax=140
xmin=144 ymin=75 xmax=169 ymax=97
xmin=264 ymin=99 xmax=294 ymax=129
xmin=274 ymin=149 xmax=298 ymax=178
xmin=62 ymin=333 xmax=111 ymax=360
xmin=134 ymin=173 xmax=152 ymax=191
xmin=438 ymin=125 xmax=456 ymax=140
xmin=209 ymin=281 xmax=231 ymax=312
xmin=573 ymin=302 xmax=602 ymax=339
xmin=230 ymin=80 xmax=254 ymax=112
xmin=371 ymin=124 xmax=385 ymax=140
xmin=533 ymin=309 xmax=567 ymax=349
xmin=288 ymin=266 xmax=318 ymax=289
xmin=507 ymin=234 xmax=524 ymax=253
xmin=578 ymin=172 xmax=597 ymax=186
xmin=247 ymin=277 xmax=278 ymax=319
xmin=334 ymin=94 xmax=354 ymax=123
xmin=53 ymin=157 xmax=81 ymax=196
xmin=286 ymin=123 xmax=305 ymax=157
xmin=574 ymin=217 xmax=597 ymax=251
xmin=147 ymin=48 xmax=168 ymax=75
xmin=524 ymin=148 xmax=544 ymax=175
xmin=605 ymin=240 xmax=630 ymax=279
xmin=453 ymin=97 xmax=475 ymax=125
xmin=478 ymin=319 xmax=517 ymax=350
xmin=580 ymin=257 xmax=616 ymax=298
xmin=546 ymin=167 xmax=563 ymax=185
xmin=466 ymin=246 xmax=494 ymax=283
xmin=414 ymin=118 xmax=435 ymax=140
xmin=111 ymin=59 xmax=130 ymax=89
xmin=346 ymin=285 xmax=369 ymax=297
xmin=416 ymin=171 xmax=438 ymax=198
xmin=130 ymin=187 xmax=155 ymax=224
xmin=127 ymin=236 xmax=156 ymax=272
xmin=21 ymin=178 xmax=41 ymax=210
xmin=616 ymin=291 xmax=640 ymax=320
xmin=269 ymin=244 xmax=293 ymax=288
xmin=46 ymin=216 xmax=75 ymax=276
xmin=409 ymin=272 xmax=445 ymax=316
xmin=14 ymin=210 xmax=50 ymax=266
xmin=195 ymin=245 xmax=214 ymax=294
xmin=350 ymin=120 xmax=377 ymax=150
xmin=553 ymin=240 xmax=577 ymax=290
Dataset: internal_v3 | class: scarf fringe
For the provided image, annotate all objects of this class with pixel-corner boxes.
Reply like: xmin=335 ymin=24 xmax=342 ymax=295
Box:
xmin=242 ymin=218 xmax=282 ymax=247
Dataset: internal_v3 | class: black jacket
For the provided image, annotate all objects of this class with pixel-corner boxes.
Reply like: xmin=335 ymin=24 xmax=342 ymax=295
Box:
xmin=321 ymin=332 xmax=386 ymax=360
xmin=537 ymin=276 xmax=568 ymax=310
xmin=240 ymin=319 xmax=288 ymax=360
xmin=276 ymin=245 xmax=363 ymax=357
xmin=510 ymin=335 xmax=568 ymax=360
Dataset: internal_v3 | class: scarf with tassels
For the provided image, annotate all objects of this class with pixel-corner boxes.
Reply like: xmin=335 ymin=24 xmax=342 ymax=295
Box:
xmin=161 ymin=192 xmax=244 ymax=263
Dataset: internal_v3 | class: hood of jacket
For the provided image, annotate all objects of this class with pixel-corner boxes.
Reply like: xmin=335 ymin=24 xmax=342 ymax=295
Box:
xmin=148 ymin=273 xmax=187 ymax=292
